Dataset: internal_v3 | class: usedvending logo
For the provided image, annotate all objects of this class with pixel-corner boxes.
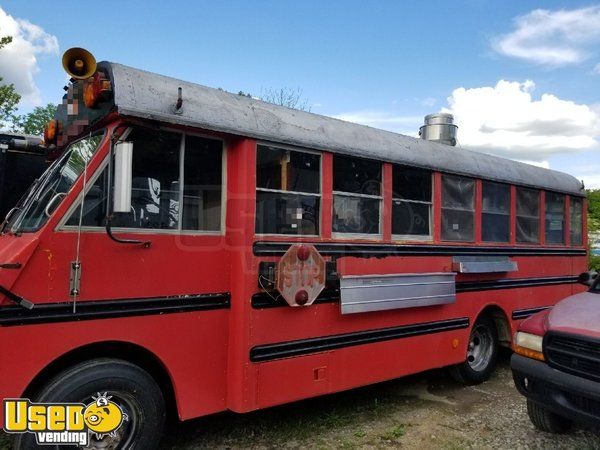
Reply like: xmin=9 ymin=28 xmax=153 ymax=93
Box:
xmin=4 ymin=393 xmax=128 ymax=446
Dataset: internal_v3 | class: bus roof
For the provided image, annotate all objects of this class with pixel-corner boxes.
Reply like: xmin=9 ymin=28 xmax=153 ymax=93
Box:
xmin=102 ymin=62 xmax=584 ymax=197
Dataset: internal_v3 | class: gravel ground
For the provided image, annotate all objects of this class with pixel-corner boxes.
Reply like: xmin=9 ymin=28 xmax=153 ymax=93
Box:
xmin=1 ymin=353 xmax=598 ymax=449
xmin=160 ymin=352 xmax=599 ymax=449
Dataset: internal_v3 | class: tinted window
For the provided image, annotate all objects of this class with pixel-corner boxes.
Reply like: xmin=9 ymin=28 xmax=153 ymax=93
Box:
xmin=257 ymin=145 xmax=320 ymax=193
xmin=392 ymin=166 xmax=431 ymax=237
xmin=182 ymin=135 xmax=222 ymax=231
xmin=441 ymin=175 xmax=474 ymax=241
xmin=516 ymin=187 xmax=539 ymax=243
xmin=66 ymin=129 xmax=223 ymax=232
xmin=255 ymin=145 xmax=320 ymax=235
xmin=392 ymin=166 xmax=431 ymax=201
xmin=127 ymin=129 xmax=181 ymax=229
xmin=482 ymin=182 xmax=510 ymax=242
xmin=570 ymin=197 xmax=583 ymax=246
xmin=333 ymin=155 xmax=381 ymax=196
xmin=333 ymin=155 xmax=381 ymax=235
xmin=545 ymin=192 xmax=565 ymax=244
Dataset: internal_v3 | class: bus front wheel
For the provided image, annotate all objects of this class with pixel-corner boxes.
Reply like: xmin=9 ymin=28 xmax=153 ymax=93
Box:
xmin=449 ymin=315 xmax=498 ymax=385
xmin=14 ymin=358 xmax=165 ymax=450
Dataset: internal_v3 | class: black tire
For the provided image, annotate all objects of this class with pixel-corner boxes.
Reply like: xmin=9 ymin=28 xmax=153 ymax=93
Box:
xmin=449 ymin=315 xmax=498 ymax=385
xmin=527 ymin=399 xmax=572 ymax=433
xmin=14 ymin=358 xmax=165 ymax=450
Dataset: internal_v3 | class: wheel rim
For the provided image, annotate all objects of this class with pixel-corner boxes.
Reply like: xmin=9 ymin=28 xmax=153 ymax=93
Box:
xmin=81 ymin=391 xmax=141 ymax=450
xmin=466 ymin=324 xmax=494 ymax=372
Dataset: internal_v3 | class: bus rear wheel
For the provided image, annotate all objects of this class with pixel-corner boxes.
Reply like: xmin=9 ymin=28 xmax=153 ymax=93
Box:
xmin=449 ymin=315 xmax=498 ymax=385
xmin=14 ymin=358 xmax=165 ymax=450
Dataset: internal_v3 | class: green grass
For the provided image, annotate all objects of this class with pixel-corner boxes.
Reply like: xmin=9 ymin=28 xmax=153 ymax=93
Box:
xmin=380 ymin=424 xmax=406 ymax=442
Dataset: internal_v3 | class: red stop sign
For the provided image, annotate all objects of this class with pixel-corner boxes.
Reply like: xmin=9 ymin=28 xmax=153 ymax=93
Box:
xmin=277 ymin=244 xmax=326 ymax=307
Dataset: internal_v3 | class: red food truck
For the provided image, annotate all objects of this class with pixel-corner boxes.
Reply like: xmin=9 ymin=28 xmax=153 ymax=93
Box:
xmin=0 ymin=49 xmax=588 ymax=448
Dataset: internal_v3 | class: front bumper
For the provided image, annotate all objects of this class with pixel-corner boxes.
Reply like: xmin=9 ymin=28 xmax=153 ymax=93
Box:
xmin=511 ymin=353 xmax=600 ymax=428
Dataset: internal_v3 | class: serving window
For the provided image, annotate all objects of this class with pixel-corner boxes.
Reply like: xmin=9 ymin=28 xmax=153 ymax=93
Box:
xmin=441 ymin=175 xmax=474 ymax=242
xmin=255 ymin=145 xmax=321 ymax=235
xmin=570 ymin=196 xmax=583 ymax=246
xmin=392 ymin=166 xmax=432 ymax=238
xmin=64 ymin=128 xmax=223 ymax=232
xmin=482 ymin=182 xmax=510 ymax=243
xmin=516 ymin=187 xmax=539 ymax=244
xmin=332 ymin=155 xmax=382 ymax=236
xmin=545 ymin=192 xmax=565 ymax=244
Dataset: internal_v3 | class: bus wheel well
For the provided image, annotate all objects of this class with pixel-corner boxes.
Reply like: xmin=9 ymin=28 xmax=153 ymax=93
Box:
xmin=22 ymin=341 xmax=178 ymax=420
xmin=477 ymin=305 xmax=511 ymax=348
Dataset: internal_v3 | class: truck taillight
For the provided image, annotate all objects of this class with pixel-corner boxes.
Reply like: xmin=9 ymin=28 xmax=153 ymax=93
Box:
xmin=83 ymin=71 xmax=112 ymax=108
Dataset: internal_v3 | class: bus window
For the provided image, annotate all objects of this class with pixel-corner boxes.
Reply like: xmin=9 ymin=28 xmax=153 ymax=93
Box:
xmin=516 ymin=187 xmax=540 ymax=244
xmin=545 ymin=192 xmax=565 ymax=244
xmin=482 ymin=182 xmax=510 ymax=243
xmin=65 ymin=129 xmax=223 ymax=232
xmin=332 ymin=155 xmax=381 ymax=235
xmin=441 ymin=175 xmax=474 ymax=242
xmin=181 ymin=135 xmax=222 ymax=231
xmin=391 ymin=166 xmax=431 ymax=238
xmin=570 ymin=196 xmax=583 ymax=246
xmin=255 ymin=145 xmax=320 ymax=235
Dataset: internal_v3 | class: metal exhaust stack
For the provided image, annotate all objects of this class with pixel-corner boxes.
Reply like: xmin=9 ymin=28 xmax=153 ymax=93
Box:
xmin=419 ymin=113 xmax=457 ymax=146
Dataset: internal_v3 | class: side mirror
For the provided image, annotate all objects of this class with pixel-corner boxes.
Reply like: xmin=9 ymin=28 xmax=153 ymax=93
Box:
xmin=577 ymin=270 xmax=598 ymax=287
xmin=113 ymin=141 xmax=133 ymax=213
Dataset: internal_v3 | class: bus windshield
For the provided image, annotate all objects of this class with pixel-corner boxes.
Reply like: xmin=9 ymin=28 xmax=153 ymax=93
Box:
xmin=7 ymin=133 xmax=104 ymax=233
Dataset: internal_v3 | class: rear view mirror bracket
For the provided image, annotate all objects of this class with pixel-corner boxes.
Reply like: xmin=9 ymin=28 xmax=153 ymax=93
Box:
xmin=105 ymin=133 xmax=151 ymax=248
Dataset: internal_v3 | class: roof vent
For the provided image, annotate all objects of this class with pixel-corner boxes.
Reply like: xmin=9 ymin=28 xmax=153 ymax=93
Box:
xmin=419 ymin=113 xmax=457 ymax=146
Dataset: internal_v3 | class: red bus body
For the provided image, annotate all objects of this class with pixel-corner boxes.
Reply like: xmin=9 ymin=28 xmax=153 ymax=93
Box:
xmin=0 ymin=62 xmax=588 ymax=425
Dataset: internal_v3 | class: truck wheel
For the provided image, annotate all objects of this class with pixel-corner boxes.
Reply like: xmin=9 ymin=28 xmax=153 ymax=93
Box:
xmin=449 ymin=315 xmax=498 ymax=385
xmin=14 ymin=358 xmax=165 ymax=450
xmin=527 ymin=399 xmax=572 ymax=433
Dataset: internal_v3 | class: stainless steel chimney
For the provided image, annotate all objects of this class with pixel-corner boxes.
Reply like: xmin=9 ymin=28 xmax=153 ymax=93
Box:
xmin=419 ymin=113 xmax=458 ymax=146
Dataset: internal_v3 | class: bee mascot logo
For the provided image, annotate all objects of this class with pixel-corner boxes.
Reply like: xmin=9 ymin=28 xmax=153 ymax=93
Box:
xmin=4 ymin=393 xmax=128 ymax=447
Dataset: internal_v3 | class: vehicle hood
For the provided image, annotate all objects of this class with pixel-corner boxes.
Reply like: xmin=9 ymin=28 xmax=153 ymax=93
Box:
xmin=0 ymin=233 xmax=39 ymax=296
xmin=547 ymin=292 xmax=600 ymax=339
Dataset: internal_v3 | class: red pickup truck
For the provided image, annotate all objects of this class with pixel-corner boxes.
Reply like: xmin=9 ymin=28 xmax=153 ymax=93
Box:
xmin=512 ymin=272 xmax=600 ymax=433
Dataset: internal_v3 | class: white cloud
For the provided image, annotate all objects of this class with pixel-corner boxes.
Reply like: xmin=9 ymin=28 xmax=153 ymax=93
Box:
xmin=494 ymin=6 xmax=600 ymax=66
xmin=0 ymin=7 xmax=59 ymax=105
xmin=594 ymin=63 xmax=600 ymax=74
xmin=444 ymin=80 xmax=600 ymax=162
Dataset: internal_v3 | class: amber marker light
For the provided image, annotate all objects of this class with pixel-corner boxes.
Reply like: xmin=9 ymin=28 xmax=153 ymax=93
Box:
xmin=513 ymin=332 xmax=545 ymax=361
xmin=83 ymin=71 xmax=112 ymax=108
xmin=43 ymin=119 xmax=58 ymax=145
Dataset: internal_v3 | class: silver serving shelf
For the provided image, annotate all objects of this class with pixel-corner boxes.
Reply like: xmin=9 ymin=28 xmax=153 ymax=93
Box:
xmin=451 ymin=256 xmax=517 ymax=274
xmin=340 ymin=272 xmax=456 ymax=315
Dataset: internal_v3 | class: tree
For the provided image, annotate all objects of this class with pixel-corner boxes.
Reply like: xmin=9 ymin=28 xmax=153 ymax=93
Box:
xmin=261 ymin=87 xmax=310 ymax=111
xmin=0 ymin=35 xmax=21 ymax=130
xmin=19 ymin=104 xmax=57 ymax=135
xmin=586 ymin=189 xmax=600 ymax=270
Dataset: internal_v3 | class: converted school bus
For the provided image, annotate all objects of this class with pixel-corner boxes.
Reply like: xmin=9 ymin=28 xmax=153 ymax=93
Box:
xmin=0 ymin=52 xmax=588 ymax=447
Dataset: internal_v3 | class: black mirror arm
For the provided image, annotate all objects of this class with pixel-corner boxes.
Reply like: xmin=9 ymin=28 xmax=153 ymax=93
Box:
xmin=104 ymin=129 xmax=151 ymax=248
xmin=105 ymin=215 xmax=151 ymax=248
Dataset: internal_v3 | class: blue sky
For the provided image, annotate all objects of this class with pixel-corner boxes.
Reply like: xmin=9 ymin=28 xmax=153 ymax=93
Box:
xmin=1 ymin=1 xmax=599 ymax=186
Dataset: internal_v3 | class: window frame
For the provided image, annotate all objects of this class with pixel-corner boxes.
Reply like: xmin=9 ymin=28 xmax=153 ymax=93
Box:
xmin=481 ymin=180 xmax=511 ymax=244
xmin=57 ymin=127 xmax=227 ymax=235
xmin=332 ymin=156 xmax=383 ymax=240
xmin=391 ymin=165 xmax=433 ymax=241
xmin=440 ymin=174 xmax=476 ymax=243
xmin=514 ymin=186 xmax=541 ymax=245
xmin=569 ymin=195 xmax=584 ymax=247
xmin=254 ymin=141 xmax=322 ymax=237
xmin=544 ymin=191 xmax=566 ymax=246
